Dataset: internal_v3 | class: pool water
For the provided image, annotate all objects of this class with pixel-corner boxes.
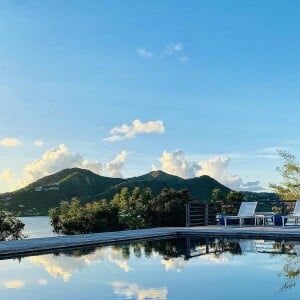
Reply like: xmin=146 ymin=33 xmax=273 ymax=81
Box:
xmin=1 ymin=237 xmax=300 ymax=299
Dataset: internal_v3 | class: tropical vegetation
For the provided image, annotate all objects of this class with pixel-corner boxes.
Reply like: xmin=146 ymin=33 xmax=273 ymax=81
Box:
xmin=49 ymin=187 xmax=190 ymax=234
xmin=0 ymin=211 xmax=25 ymax=240
xmin=270 ymin=150 xmax=300 ymax=200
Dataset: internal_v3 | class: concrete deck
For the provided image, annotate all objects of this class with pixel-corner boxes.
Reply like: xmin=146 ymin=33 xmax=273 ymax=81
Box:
xmin=0 ymin=225 xmax=300 ymax=259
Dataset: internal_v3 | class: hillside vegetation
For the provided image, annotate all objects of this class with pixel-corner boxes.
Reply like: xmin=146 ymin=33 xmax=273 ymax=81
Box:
xmin=0 ymin=168 xmax=278 ymax=216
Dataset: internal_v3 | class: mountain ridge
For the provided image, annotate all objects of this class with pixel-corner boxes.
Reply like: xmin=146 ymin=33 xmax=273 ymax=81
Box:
xmin=0 ymin=168 xmax=278 ymax=216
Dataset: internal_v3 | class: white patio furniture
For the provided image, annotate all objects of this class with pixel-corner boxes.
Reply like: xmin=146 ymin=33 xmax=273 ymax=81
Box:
xmin=224 ymin=202 xmax=257 ymax=227
xmin=282 ymin=200 xmax=300 ymax=227
xmin=255 ymin=212 xmax=275 ymax=226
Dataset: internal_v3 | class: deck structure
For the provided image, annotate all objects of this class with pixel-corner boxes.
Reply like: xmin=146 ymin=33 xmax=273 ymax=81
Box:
xmin=1 ymin=225 xmax=300 ymax=259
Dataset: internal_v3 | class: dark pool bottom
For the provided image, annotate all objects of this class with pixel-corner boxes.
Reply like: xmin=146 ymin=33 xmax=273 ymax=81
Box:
xmin=0 ymin=236 xmax=300 ymax=300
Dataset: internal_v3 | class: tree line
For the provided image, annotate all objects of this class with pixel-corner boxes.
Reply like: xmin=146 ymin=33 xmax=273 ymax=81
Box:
xmin=49 ymin=187 xmax=190 ymax=234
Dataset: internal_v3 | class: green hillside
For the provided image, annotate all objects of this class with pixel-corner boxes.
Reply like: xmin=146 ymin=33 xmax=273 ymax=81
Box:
xmin=0 ymin=168 xmax=124 ymax=215
xmin=0 ymin=168 xmax=278 ymax=216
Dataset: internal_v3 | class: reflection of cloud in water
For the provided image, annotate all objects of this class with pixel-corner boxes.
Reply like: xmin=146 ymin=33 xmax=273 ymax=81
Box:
xmin=200 ymin=253 xmax=231 ymax=264
xmin=161 ymin=257 xmax=187 ymax=272
xmin=108 ymin=248 xmax=132 ymax=272
xmin=198 ymin=253 xmax=242 ymax=266
xmin=27 ymin=247 xmax=133 ymax=281
xmin=110 ymin=281 xmax=167 ymax=300
xmin=3 ymin=280 xmax=25 ymax=289
xmin=28 ymin=248 xmax=106 ymax=282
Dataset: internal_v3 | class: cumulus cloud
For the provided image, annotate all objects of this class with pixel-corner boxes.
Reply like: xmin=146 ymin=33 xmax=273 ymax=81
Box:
xmin=154 ymin=150 xmax=201 ymax=179
xmin=0 ymin=138 xmax=22 ymax=147
xmin=103 ymin=119 xmax=165 ymax=142
xmin=15 ymin=144 xmax=103 ymax=189
xmin=106 ymin=151 xmax=128 ymax=178
xmin=0 ymin=169 xmax=13 ymax=183
xmin=110 ymin=281 xmax=167 ymax=300
xmin=162 ymin=42 xmax=183 ymax=55
xmin=137 ymin=48 xmax=153 ymax=58
xmin=34 ymin=140 xmax=44 ymax=147
xmin=154 ymin=150 xmax=264 ymax=192
xmin=1 ymin=144 xmax=129 ymax=192
xmin=3 ymin=280 xmax=25 ymax=289
xmin=24 ymin=143 xmax=102 ymax=180
xmin=198 ymin=156 xmax=263 ymax=192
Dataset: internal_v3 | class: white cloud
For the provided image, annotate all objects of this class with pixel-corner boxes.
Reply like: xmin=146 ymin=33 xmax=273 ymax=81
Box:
xmin=0 ymin=138 xmax=22 ymax=147
xmin=161 ymin=257 xmax=187 ymax=272
xmin=155 ymin=150 xmax=201 ymax=179
xmin=0 ymin=169 xmax=13 ymax=183
xmin=34 ymin=140 xmax=44 ymax=147
xmin=137 ymin=48 xmax=153 ymax=58
xmin=110 ymin=281 xmax=167 ymax=300
xmin=3 ymin=280 xmax=25 ymax=289
xmin=198 ymin=156 xmax=264 ymax=192
xmin=259 ymin=147 xmax=279 ymax=154
xmin=15 ymin=144 xmax=103 ymax=189
xmin=1 ymin=143 xmax=130 ymax=192
xmin=103 ymin=119 xmax=165 ymax=142
xmin=179 ymin=55 xmax=189 ymax=62
xmin=154 ymin=150 xmax=264 ymax=192
xmin=37 ymin=278 xmax=48 ymax=286
xmin=162 ymin=42 xmax=183 ymax=55
xmin=106 ymin=151 xmax=128 ymax=178
xmin=252 ymin=147 xmax=280 ymax=160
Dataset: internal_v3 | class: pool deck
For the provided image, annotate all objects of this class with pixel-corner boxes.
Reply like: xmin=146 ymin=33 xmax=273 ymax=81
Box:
xmin=0 ymin=225 xmax=300 ymax=259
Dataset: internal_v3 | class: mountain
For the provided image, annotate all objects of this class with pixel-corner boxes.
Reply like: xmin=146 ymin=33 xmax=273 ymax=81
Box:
xmin=0 ymin=168 xmax=276 ymax=216
xmin=0 ymin=168 xmax=124 ymax=216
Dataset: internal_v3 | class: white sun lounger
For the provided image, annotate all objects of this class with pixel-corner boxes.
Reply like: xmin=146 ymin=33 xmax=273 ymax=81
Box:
xmin=224 ymin=202 xmax=257 ymax=227
xmin=282 ymin=200 xmax=300 ymax=227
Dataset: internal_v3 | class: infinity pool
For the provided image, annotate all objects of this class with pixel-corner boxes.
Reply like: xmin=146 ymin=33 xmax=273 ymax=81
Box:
xmin=1 ymin=237 xmax=300 ymax=299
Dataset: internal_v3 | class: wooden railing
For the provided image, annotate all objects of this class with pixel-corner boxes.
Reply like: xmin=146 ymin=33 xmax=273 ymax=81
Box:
xmin=186 ymin=199 xmax=297 ymax=227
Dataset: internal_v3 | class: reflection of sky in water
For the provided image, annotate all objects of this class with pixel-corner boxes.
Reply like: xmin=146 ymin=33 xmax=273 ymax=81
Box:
xmin=0 ymin=238 xmax=300 ymax=299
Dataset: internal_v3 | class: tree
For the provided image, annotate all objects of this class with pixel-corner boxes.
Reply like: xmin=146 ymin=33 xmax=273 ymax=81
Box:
xmin=211 ymin=188 xmax=225 ymax=203
xmin=49 ymin=198 xmax=121 ymax=234
xmin=221 ymin=191 xmax=245 ymax=215
xmin=226 ymin=191 xmax=245 ymax=202
xmin=49 ymin=187 xmax=192 ymax=234
xmin=270 ymin=150 xmax=300 ymax=200
xmin=112 ymin=187 xmax=150 ymax=230
xmin=148 ymin=188 xmax=191 ymax=227
xmin=0 ymin=211 xmax=25 ymax=240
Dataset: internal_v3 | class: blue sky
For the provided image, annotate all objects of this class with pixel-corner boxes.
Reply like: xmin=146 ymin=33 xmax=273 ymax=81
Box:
xmin=1 ymin=0 xmax=300 ymax=192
